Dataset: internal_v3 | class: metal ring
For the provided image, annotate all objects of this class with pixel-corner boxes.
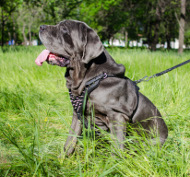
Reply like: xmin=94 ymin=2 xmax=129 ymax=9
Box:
xmin=103 ymin=73 xmax=108 ymax=79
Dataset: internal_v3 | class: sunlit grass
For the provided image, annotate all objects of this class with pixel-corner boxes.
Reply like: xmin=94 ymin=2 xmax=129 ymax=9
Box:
xmin=0 ymin=46 xmax=190 ymax=176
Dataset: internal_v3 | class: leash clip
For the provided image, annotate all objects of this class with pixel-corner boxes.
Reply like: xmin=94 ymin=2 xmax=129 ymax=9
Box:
xmin=134 ymin=75 xmax=155 ymax=84
xmin=141 ymin=76 xmax=151 ymax=82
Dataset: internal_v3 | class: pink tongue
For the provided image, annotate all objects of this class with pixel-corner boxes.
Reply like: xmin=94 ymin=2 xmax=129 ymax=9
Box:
xmin=35 ymin=49 xmax=50 ymax=66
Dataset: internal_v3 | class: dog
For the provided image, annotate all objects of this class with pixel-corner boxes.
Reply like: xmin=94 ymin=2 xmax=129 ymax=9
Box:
xmin=36 ymin=20 xmax=168 ymax=156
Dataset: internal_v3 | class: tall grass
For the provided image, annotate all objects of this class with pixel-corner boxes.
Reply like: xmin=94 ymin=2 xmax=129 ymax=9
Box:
xmin=0 ymin=46 xmax=190 ymax=176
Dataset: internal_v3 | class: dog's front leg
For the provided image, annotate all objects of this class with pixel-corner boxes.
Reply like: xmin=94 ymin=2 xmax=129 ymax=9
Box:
xmin=64 ymin=112 xmax=82 ymax=156
xmin=109 ymin=113 xmax=128 ymax=150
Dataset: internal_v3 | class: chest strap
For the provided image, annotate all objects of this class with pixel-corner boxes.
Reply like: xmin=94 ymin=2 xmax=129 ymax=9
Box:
xmin=69 ymin=73 xmax=113 ymax=129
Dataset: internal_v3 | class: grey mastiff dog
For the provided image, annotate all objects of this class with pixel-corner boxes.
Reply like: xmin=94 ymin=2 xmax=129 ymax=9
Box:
xmin=35 ymin=20 xmax=168 ymax=156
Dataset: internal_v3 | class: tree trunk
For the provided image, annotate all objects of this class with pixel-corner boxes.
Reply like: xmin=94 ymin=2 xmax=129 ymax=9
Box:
xmin=124 ymin=31 xmax=128 ymax=48
xmin=110 ymin=37 xmax=114 ymax=47
xmin=148 ymin=3 xmax=162 ymax=51
xmin=166 ymin=33 xmax=171 ymax=49
xmin=28 ymin=24 xmax=32 ymax=45
xmin=151 ymin=22 xmax=160 ymax=51
xmin=149 ymin=20 xmax=160 ymax=51
xmin=22 ymin=24 xmax=28 ymax=45
xmin=178 ymin=0 xmax=186 ymax=54
xmin=8 ymin=32 xmax=11 ymax=43
xmin=1 ymin=9 xmax=5 ymax=47
xmin=12 ymin=15 xmax=17 ymax=44
xmin=152 ymin=2 xmax=163 ymax=51
xmin=165 ymin=22 xmax=171 ymax=50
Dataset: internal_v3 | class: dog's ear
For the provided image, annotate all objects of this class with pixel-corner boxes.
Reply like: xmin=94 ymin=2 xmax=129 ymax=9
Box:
xmin=80 ymin=24 xmax=104 ymax=64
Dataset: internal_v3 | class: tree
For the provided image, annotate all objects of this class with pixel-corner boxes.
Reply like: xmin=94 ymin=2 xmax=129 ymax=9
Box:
xmin=16 ymin=1 xmax=43 ymax=45
xmin=178 ymin=0 xmax=186 ymax=54
xmin=0 ymin=0 xmax=189 ymax=50
xmin=125 ymin=0 xmax=183 ymax=50
xmin=0 ymin=0 xmax=21 ymax=46
xmin=161 ymin=0 xmax=179 ymax=49
xmin=79 ymin=0 xmax=130 ymax=43
xmin=184 ymin=1 xmax=190 ymax=47
xmin=42 ymin=0 xmax=82 ymax=24
xmin=134 ymin=0 xmax=167 ymax=50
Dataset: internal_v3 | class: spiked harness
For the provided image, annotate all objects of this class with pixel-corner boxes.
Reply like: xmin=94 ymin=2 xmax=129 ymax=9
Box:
xmin=69 ymin=73 xmax=139 ymax=129
xmin=69 ymin=73 xmax=114 ymax=129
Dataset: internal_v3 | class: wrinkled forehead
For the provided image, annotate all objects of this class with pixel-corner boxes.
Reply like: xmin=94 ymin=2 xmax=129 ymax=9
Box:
xmin=58 ymin=20 xmax=88 ymax=45
xmin=58 ymin=20 xmax=77 ymax=30
xmin=58 ymin=20 xmax=72 ymax=27
xmin=58 ymin=20 xmax=89 ymax=32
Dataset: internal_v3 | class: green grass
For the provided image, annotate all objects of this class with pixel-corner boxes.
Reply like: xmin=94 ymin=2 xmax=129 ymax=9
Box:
xmin=0 ymin=46 xmax=190 ymax=176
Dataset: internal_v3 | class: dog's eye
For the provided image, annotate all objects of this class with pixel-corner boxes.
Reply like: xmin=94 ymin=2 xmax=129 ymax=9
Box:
xmin=62 ymin=28 xmax=68 ymax=33
xmin=61 ymin=27 xmax=69 ymax=35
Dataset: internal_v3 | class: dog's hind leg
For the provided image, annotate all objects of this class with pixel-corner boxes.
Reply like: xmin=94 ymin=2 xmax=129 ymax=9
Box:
xmin=149 ymin=117 xmax=168 ymax=146
xmin=132 ymin=117 xmax=168 ymax=147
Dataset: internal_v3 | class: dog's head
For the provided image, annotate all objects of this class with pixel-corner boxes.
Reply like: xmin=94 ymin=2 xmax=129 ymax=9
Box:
xmin=38 ymin=20 xmax=103 ymax=66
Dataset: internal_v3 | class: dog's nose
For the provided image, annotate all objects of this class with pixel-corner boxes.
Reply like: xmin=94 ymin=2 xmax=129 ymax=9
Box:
xmin=40 ymin=25 xmax=47 ymax=32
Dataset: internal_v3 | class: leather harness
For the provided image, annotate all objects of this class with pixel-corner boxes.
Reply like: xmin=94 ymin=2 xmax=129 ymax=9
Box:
xmin=69 ymin=73 xmax=139 ymax=130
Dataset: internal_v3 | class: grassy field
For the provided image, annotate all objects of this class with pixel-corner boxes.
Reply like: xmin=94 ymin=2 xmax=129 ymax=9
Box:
xmin=0 ymin=46 xmax=190 ymax=176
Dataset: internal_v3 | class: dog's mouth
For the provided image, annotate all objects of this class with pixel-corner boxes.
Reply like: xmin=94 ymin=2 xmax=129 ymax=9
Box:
xmin=35 ymin=49 xmax=70 ymax=67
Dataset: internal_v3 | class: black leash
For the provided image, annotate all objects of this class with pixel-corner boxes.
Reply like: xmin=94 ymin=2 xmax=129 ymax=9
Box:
xmin=134 ymin=59 xmax=190 ymax=84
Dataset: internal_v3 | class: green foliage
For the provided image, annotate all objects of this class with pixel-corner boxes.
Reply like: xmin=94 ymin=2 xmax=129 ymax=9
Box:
xmin=79 ymin=0 xmax=129 ymax=41
xmin=0 ymin=46 xmax=190 ymax=176
xmin=0 ymin=0 xmax=22 ymax=45
xmin=42 ymin=0 xmax=82 ymax=23
xmin=185 ymin=28 xmax=190 ymax=46
xmin=126 ymin=0 xmax=181 ymax=49
xmin=0 ymin=0 xmax=190 ymax=50
xmin=0 ymin=0 xmax=20 ymax=12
